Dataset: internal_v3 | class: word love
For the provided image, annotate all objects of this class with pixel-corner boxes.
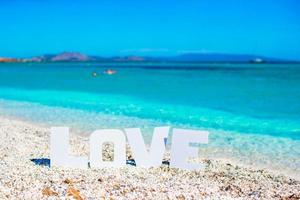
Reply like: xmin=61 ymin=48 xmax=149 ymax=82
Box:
xmin=50 ymin=127 xmax=209 ymax=170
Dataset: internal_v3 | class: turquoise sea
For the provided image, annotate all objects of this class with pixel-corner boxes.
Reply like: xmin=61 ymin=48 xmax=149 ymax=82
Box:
xmin=0 ymin=63 xmax=299 ymax=176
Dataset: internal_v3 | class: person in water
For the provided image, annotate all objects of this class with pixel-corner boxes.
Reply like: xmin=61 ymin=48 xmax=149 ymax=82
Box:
xmin=92 ymin=72 xmax=97 ymax=77
xmin=103 ymin=69 xmax=117 ymax=75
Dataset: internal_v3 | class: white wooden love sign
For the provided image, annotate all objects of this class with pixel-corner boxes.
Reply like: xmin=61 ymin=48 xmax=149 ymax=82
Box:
xmin=50 ymin=127 xmax=209 ymax=170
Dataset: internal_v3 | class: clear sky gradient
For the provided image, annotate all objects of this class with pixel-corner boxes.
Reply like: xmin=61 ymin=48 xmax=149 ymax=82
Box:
xmin=0 ymin=0 xmax=299 ymax=60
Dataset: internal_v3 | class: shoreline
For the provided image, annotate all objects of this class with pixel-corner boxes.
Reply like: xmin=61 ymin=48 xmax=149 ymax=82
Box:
xmin=2 ymin=112 xmax=300 ymax=180
xmin=0 ymin=116 xmax=299 ymax=199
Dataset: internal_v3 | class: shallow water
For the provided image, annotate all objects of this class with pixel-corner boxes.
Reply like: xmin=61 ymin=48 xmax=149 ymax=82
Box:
xmin=0 ymin=63 xmax=299 ymax=176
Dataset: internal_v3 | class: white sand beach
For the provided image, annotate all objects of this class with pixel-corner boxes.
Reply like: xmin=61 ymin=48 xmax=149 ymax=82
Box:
xmin=0 ymin=116 xmax=299 ymax=199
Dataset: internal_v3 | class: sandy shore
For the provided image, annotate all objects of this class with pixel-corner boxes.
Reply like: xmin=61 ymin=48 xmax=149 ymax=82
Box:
xmin=0 ymin=117 xmax=299 ymax=199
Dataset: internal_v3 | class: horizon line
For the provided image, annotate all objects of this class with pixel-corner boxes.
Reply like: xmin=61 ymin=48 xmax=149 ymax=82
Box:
xmin=1 ymin=51 xmax=299 ymax=61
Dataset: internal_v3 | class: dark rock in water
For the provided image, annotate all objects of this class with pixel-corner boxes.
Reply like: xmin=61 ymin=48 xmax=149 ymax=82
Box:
xmin=30 ymin=158 xmax=50 ymax=167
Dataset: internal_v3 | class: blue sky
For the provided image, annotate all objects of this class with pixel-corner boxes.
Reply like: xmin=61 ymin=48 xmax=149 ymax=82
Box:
xmin=0 ymin=0 xmax=300 ymax=60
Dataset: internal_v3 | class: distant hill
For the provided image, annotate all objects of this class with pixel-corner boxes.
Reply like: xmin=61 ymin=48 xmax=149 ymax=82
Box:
xmin=0 ymin=57 xmax=18 ymax=63
xmin=24 ymin=52 xmax=145 ymax=62
xmin=165 ymin=53 xmax=283 ymax=63
xmin=0 ymin=52 xmax=295 ymax=63
xmin=24 ymin=52 xmax=103 ymax=62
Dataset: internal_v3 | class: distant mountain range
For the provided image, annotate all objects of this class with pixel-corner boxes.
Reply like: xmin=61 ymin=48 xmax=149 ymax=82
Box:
xmin=0 ymin=52 xmax=296 ymax=63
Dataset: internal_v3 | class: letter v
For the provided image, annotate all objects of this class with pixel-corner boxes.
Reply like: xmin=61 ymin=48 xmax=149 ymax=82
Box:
xmin=125 ymin=127 xmax=169 ymax=167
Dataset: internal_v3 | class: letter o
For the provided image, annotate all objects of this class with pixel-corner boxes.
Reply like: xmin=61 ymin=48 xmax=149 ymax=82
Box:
xmin=89 ymin=129 xmax=126 ymax=168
